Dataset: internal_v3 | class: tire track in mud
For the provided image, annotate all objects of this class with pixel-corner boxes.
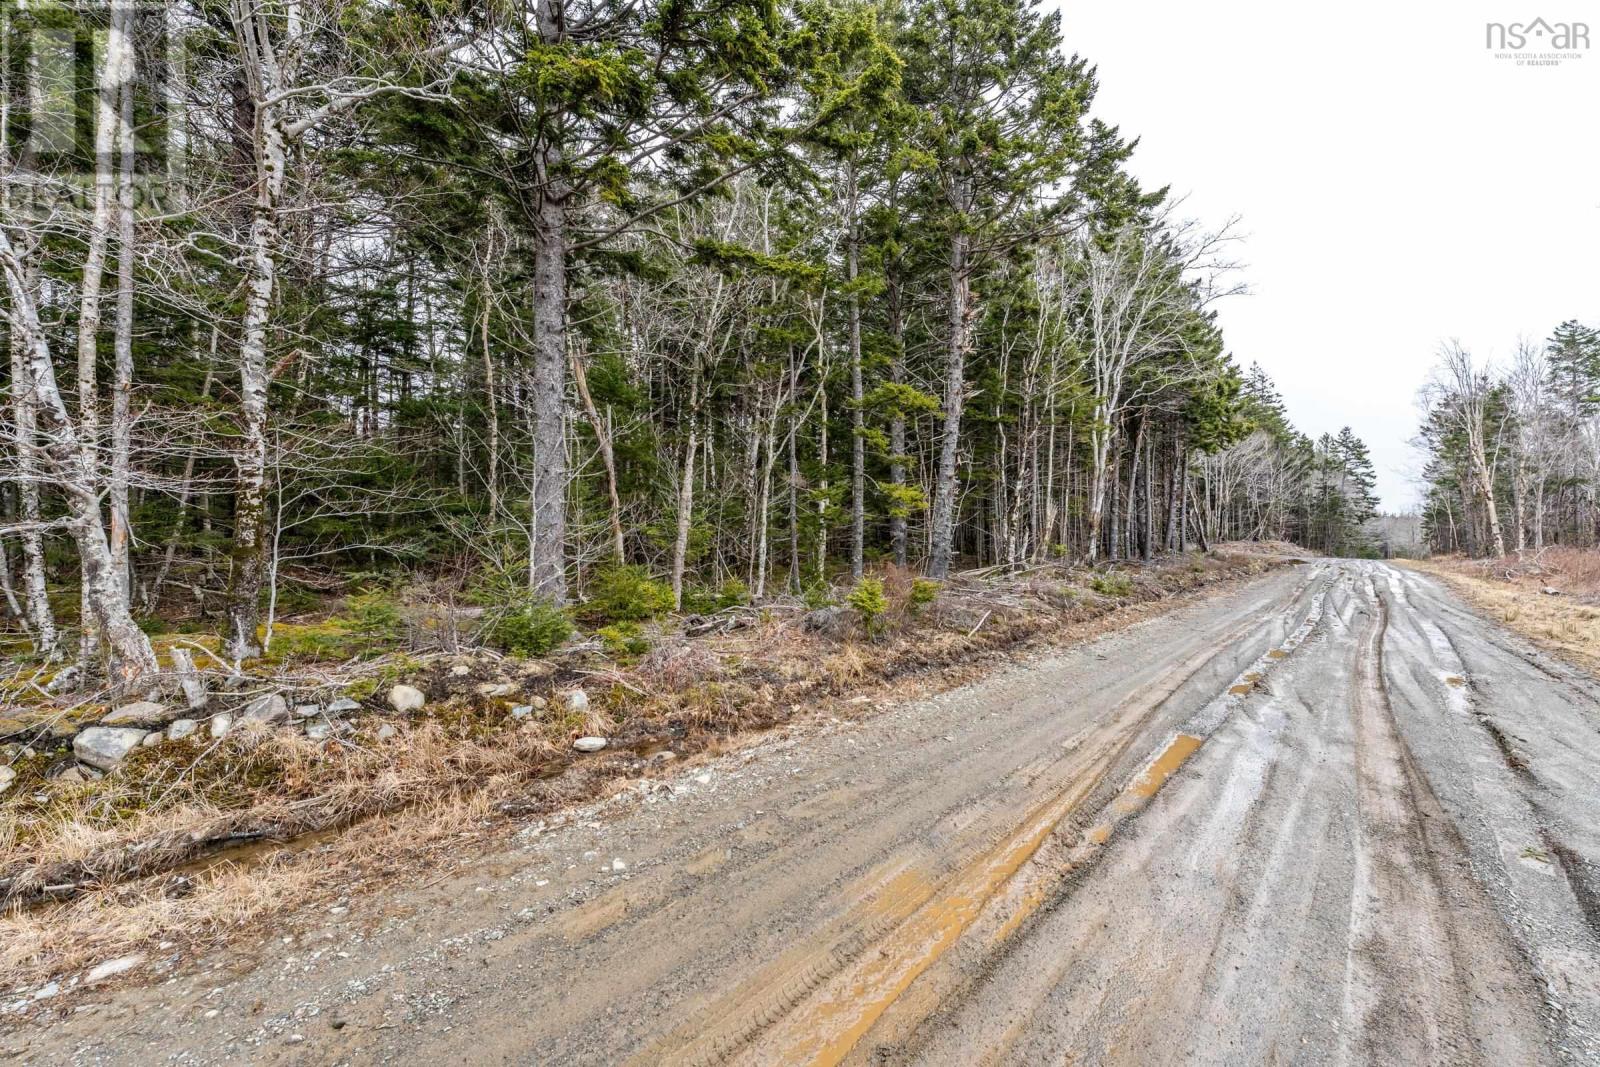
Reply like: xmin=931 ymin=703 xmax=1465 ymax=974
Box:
xmin=1342 ymin=584 xmax=1553 ymax=1065
xmin=640 ymin=567 xmax=1337 ymax=1066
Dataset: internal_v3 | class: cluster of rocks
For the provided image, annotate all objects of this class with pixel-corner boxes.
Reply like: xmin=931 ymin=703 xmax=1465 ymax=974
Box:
xmin=1 ymin=671 xmax=608 ymax=792
xmin=66 ymin=691 xmax=378 ymax=774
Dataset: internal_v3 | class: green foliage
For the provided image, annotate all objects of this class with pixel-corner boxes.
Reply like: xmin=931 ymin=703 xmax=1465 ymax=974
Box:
xmin=1088 ymin=572 xmax=1133 ymax=598
xmin=137 ymin=616 xmax=174 ymax=636
xmin=482 ymin=598 xmax=573 ymax=657
xmin=580 ymin=565 xmax=674 ymax=625
xmin=847 ymin=576 xmax=889 ymax=636
xmin=597 ymin=621 xmax=651 ymax=658
xmin=803 ymin=580 xmax=835 ymax=611
xmin=682 ymin=578 xmax=750 ymax=614
xmin=343 ymin=590 xmax=406 ymax=643
xmin=909 ymin=578 xmax=939 ymax=612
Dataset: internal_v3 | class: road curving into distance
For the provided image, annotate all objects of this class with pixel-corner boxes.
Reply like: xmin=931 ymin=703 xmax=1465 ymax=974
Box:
xmin=16 ymin=560 xmax=1600 ymax=1065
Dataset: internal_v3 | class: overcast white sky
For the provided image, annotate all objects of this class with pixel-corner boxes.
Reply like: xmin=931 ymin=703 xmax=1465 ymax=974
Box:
xmin=1054 ymin=0 xmax=1600 ymax=511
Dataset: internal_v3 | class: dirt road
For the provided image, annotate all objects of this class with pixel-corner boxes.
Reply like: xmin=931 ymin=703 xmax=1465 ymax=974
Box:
xmin=9 ymin=560 xmax=1600 ymax=1065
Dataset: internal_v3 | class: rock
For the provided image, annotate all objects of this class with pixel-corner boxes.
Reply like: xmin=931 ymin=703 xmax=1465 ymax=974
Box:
xmin=0 ymin=766 xmax=15 ymax=795
xmin=73 ymin=726 xmax=149 ymax=770
xmin=651 ymin=751 xmax=677 ymax=763
xmin=166 ymin=719 xmax=198 ymax=741
xmin=801 ymin=606 xmax=848 ymax=636
xmin=530 ymin=695 xmax=549 ymax=710
xmin=1542 ymin=586 xmax=1562 ymax=596
xmin=326 ymin=697 xmax=361 ymax=715
xmin=55 ymin=766 xmax=86 ymax=784
xmin=388 ymin=685 xmax=426 ymax=713
xmin=509 ymin=704 xmax=535 ymax=720
xmin=241 ymin=694 xmax=289 ymax=725
xmin=477 ymin=682 xmax=517 ymax=699
xmin=518 ymin=661 xmax=555 ymax=681
xmin=101 ymin=700 xmax=170 ymax=728
xmin=449 ymin=664 xmax=472 ymax=677
xmin=209 ymin=713 xmax=233 ymax=740
xmin=141 ymin=731 xmax=163 ymax=748
xmin=305 ymin=723 xmax=332 ymax=742
xmin=573 ymin=736 xmax=607 ymax=753
xmin=44 ymin=665 xmax=81 ymax=694
xmin=84 ymin=955 xmax=143 ymax=985
xmin=611 ymin=858 xmax=627 ymax=872
xmin=375 ymin=724 xmax=397 ymax=742
xmin=293 ymin=704 xmax=322 ymax=719
xmin=564 ymin=689 xmax=590 ymax=714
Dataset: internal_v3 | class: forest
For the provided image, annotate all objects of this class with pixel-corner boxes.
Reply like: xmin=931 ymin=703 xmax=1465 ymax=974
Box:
xmin=1414 ymin=322 xmax=1600 ymax=558
xmin=0 ymin=0 xmax=1385 ymax=688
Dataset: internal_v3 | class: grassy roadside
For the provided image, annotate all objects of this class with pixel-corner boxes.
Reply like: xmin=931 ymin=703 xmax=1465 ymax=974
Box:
xmin=1402 ymin=549 xmax=1600 ymax=678
xmin=0 ymin=548 xmax=1293 ymax=1009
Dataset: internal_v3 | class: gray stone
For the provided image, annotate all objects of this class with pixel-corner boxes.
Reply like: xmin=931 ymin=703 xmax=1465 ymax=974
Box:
xmin=293 ymin=704 xmax=322 ymax=719
xmin=304 ymin=722 xmax=332 ymax=742
xmin=477 ymin=681 xmax=517 ymax=699
xmin=0 ymin=766 xmax=15 ymax=794
xmin=44 ymin=665 xmax=81 ymax=694
xmin=241 ymin=693 xmax=289 ymax=725
xmin=166 ymin=719 xmax=198 ymax=741
xmin=375 ymin=724 xmax=397 ymax=742
xmin=573 ymin=736 xmax=607 ymax=753
xmin=209 ymin=713 xmax=233 ymax=739
xmin=564 ymin=690 xmax=590 ymax=714
xmin=73 ymin=727 xmax=148 ymax=770
xmin=326 ymin=697 xmax=361 ymax=715
xmin=141 ymin=731 xmax=163 ymax=748
xmin=84 ymin=955 xmax=143 ymax=985
xmin=101 ymin=700 xmax=170 ymax=728
xmin=388 ymin=685 xmax=426 ymax=713
xmin=509 ymin=704 xmax=535 ymax=720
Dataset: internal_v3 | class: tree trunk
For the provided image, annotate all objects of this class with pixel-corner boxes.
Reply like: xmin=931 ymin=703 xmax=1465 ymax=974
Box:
xmin=928 ymin=226 xmax=970 ymax=578
xmin=7 ymin=268 xmax=58 ymax=654
xmin=224 ymin=106 xmax=287 ymax=661
xmin=846 ymin=166 xmax=865 ymax=580
xmin=886 ymin=266 xmax=908 ymax=568
xmin=671 ymin=374 xmax=700 ymax=610
xmin=0 ymin=229 xmax=157 ymax=683
xmin=529 ymin=186 xmax=569 ymax=601
xmin=75 ymin=0 xmax=132 ymax=665
xmin=571 ymin=347 xmax=624 ymax=564
xmin=109 ymin=67 xmax=137 ymax=595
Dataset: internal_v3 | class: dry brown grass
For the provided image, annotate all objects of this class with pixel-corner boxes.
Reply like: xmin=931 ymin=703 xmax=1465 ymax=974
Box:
xmin=0 ymin=548 xmax=1288 ymax=997
xmin=1404 ymin=549 xmax=1600 ymax=677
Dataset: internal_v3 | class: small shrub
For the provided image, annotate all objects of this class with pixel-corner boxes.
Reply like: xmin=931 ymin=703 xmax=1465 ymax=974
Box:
xmin=848 ymin=576 xmax=889 ymax=637
xmin=597 ymin=620 xmax=651 ymax=658
xmin=803 ymin=581 xmax=835 ymax=611
xmin=483 ymin=598 xmax=572 ymax=656
xmin=137 ymin=616 xmax=173 ymax=636
xmin=343 ymin=590 xmax=405 ymax=643
xmin=714 ymin=578 xmax=749 ymax=609
xmin=581 ymin=565 xmax=673 ymax=625
xmin=1088 ymin=572 xmax=1133 ymax=598
xmin=681 ymin=577 xmax=750 ymax=615
xmin=909 ymin=578 xmax=940 ymax=613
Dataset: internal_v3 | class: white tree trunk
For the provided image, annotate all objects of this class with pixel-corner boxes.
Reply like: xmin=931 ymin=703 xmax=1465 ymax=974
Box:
xmin=0 ymin=230 xmax=157 ymax=683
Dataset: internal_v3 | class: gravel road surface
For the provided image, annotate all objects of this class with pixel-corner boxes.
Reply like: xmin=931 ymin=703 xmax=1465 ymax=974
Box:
xmin=9 ymin=560 xmax=1599 ymax=1065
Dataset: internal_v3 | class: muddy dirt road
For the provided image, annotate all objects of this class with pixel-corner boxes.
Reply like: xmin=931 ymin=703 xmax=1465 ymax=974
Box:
xmin=10 ymin=561 xmax=1600 ymax=1065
